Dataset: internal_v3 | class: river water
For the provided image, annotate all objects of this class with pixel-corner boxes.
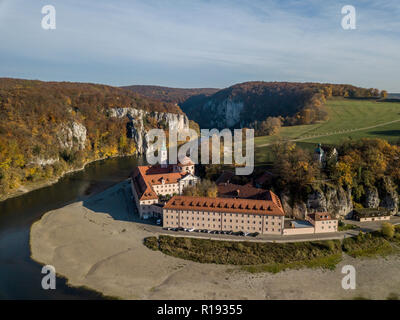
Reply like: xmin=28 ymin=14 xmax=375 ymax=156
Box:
xmin=0 ymin=156 xmax=143 ymax=299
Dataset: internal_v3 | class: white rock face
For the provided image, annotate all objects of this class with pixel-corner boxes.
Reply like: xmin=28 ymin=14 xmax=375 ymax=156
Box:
xmin=31 ymin=158 xmax=59 ymax=166
xmin=224 ymin=99 xmax=244 ymax=127
xmin=109 ymin=108 xmax=189 ymax=154
xmin=203 ymin=98 xmax=244 ymax=128
xmin=281 ymin=185 xmax=353 ymax=219
xmin=58 ymin=121 xmax=87 ymax=150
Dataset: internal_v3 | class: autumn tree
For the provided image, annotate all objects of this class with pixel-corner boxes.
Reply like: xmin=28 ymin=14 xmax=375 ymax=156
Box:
xmin=183 ymin=179 xmax=218 ymax=198
xmin=272 ymin=142 xmax=319 ymax=192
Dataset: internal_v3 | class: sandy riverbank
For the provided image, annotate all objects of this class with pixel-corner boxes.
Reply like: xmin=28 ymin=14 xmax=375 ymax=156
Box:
xmin=30 ymin=181 xmax=400 ymax=300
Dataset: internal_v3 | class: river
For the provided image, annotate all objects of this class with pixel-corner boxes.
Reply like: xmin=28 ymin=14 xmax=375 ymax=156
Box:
xmin=0 ymin=156 xmax=143 ymax=299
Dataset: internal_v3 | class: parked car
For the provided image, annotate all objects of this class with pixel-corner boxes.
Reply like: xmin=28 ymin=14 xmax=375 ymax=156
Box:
xmin=249 ymin=232 xmax=260 ymax=237
xmin=177 ymin=227 xmax=184 ymax=232
xmin=188 ymin=228 xmax=195 ymax=232
xmin=171 ymin=228 xmax=178 ymax=231
xmin=194 ymin=229 xmax=201 ymax=233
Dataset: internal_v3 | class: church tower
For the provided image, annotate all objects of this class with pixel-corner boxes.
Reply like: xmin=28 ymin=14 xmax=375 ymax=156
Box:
xmin=160 ymin=142 xmax=168 ymax=168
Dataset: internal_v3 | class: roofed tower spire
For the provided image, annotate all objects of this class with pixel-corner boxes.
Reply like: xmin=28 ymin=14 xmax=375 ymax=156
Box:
xmin=160 ymin=142 xmax=168 ymax=168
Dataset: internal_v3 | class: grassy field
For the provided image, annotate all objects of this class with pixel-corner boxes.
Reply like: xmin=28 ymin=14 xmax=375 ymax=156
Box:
xmin=255 ymin=98 xmax=400 ymax=146
xmin=254 ymin=98 xmax=400 ymax=165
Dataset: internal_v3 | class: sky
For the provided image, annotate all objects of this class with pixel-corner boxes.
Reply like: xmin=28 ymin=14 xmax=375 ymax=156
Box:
xmin=0 ymin=0 xmax=399 ymax=91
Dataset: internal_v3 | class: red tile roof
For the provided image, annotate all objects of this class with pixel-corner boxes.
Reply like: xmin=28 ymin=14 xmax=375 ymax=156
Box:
xmin=164 ymin=195 xmax=285 ymax=216
xmin=217 ymin=183 xmax=283 ymax=212
xmin=217 ymin=182 xmax=269 ymax=200
xmin=132 ymin=165 xmax=187 ymax=201
xmin=176 ymin=156 xmax=194 ymax=166
xmin=308 ymin=212 xmax=334 ymax=221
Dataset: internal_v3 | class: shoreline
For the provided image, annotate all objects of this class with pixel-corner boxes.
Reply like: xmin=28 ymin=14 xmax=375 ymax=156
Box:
xmin=0 ymin=153 xmax=137 ymax=203
xmin=30 ymin=180 xmax=400 ymax=300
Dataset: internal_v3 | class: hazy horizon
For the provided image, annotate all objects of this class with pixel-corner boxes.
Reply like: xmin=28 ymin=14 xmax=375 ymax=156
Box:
xmin=3 ymin=76 xmax=400 ymax=93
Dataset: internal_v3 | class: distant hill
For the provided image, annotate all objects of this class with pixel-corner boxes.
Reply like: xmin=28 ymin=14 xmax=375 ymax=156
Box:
xmin=179 ymin=81 xmax=382 ymax=129
xmin=121 ymin=85 xmax=219 ymax=104
xmin=1 ymin=79 xmax=183 ymax=114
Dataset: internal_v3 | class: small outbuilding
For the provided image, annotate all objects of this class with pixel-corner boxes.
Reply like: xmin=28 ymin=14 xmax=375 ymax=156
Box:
xmin=283 ymin=220 xmax=315 ymax=235
xmin=306 ymin=212 xmax=338 ymax=233
xmin=353 ymin=208 xmax=391 ymax=222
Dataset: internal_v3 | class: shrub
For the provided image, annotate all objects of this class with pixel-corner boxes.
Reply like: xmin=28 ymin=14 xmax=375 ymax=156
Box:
xmin=381 ymin=222 xmax=395 ymax=239
xmin=342 ymin=231 xmax=393 ymax=258
xmin=143 ymin=237 xmax=159 ymax=251
xmin=148 ymin=235 xmax=342 ymax=271
xmin=324 ymin=240 xmax=336 ymax=251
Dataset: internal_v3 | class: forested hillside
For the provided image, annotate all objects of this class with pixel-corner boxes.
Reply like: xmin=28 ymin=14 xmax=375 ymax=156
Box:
xmin=122 ymin=85 xmax=218 ymax=104
xmin=0 ymin=78 xmax=183 ymax=198
xmin=179 ymin=81 xmax=383 ymax=129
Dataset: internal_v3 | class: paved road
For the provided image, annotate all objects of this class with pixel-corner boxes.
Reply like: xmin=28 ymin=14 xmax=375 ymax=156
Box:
xmin=137 ymin=216 xmax=400 ymax=243
xmin=257 ymin=118 xmax=400 ymax=148
xmin=344 ymin=217 xmax=400 ymax=232
xmin=126 ymin=179 xmax=400 ymax=243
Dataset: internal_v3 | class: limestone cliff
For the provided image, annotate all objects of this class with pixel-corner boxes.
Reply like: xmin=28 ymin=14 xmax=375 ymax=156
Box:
xmin=202 ymin=98 xmax=244 ymax=128
xmin=281 ymin=184 xmax=353 ymax=219
xmin=108 ymin=107 xmax=189 ymax=154
xmin=280 ymin=179 xmax=399 ymax=219
xmin=58 ymin=121 xmax=87 ymax=150
xmin=378 ymin=177 xmax=399 ymax=214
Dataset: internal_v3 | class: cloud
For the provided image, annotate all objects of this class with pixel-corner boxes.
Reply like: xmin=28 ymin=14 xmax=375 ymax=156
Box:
xmin=0 ymin=0 xmax=399 ymax=91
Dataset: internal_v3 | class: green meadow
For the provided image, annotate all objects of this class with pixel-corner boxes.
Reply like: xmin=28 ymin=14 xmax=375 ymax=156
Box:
xmin=254 ymin=98 xmax=400 ymax=165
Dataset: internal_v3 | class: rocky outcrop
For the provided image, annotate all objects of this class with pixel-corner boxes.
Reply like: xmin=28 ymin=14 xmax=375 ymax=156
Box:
xmin=30 ymin=158 xmax=59 ymax=166
xmin=280 ymin=178 xmax=399 ymax=219
xmin=58 ymin=121 xmax=87 ymax=150
xmin=281 ymin=184 xmax=353 ymax=219
xmin=202 ymin=98 xmax=244 ymax=128
xmin=381 ymin=191 xmax=399 ymax=214
xmin=280 ymin=192 xmax=308 ymax=220
xmin=109 ymin=108 xmax=189 ymax=154
xmin=363 ymin=187 xmax=380 ymax=208
xmin=379 ymin=177 xmax=399 ymax=214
